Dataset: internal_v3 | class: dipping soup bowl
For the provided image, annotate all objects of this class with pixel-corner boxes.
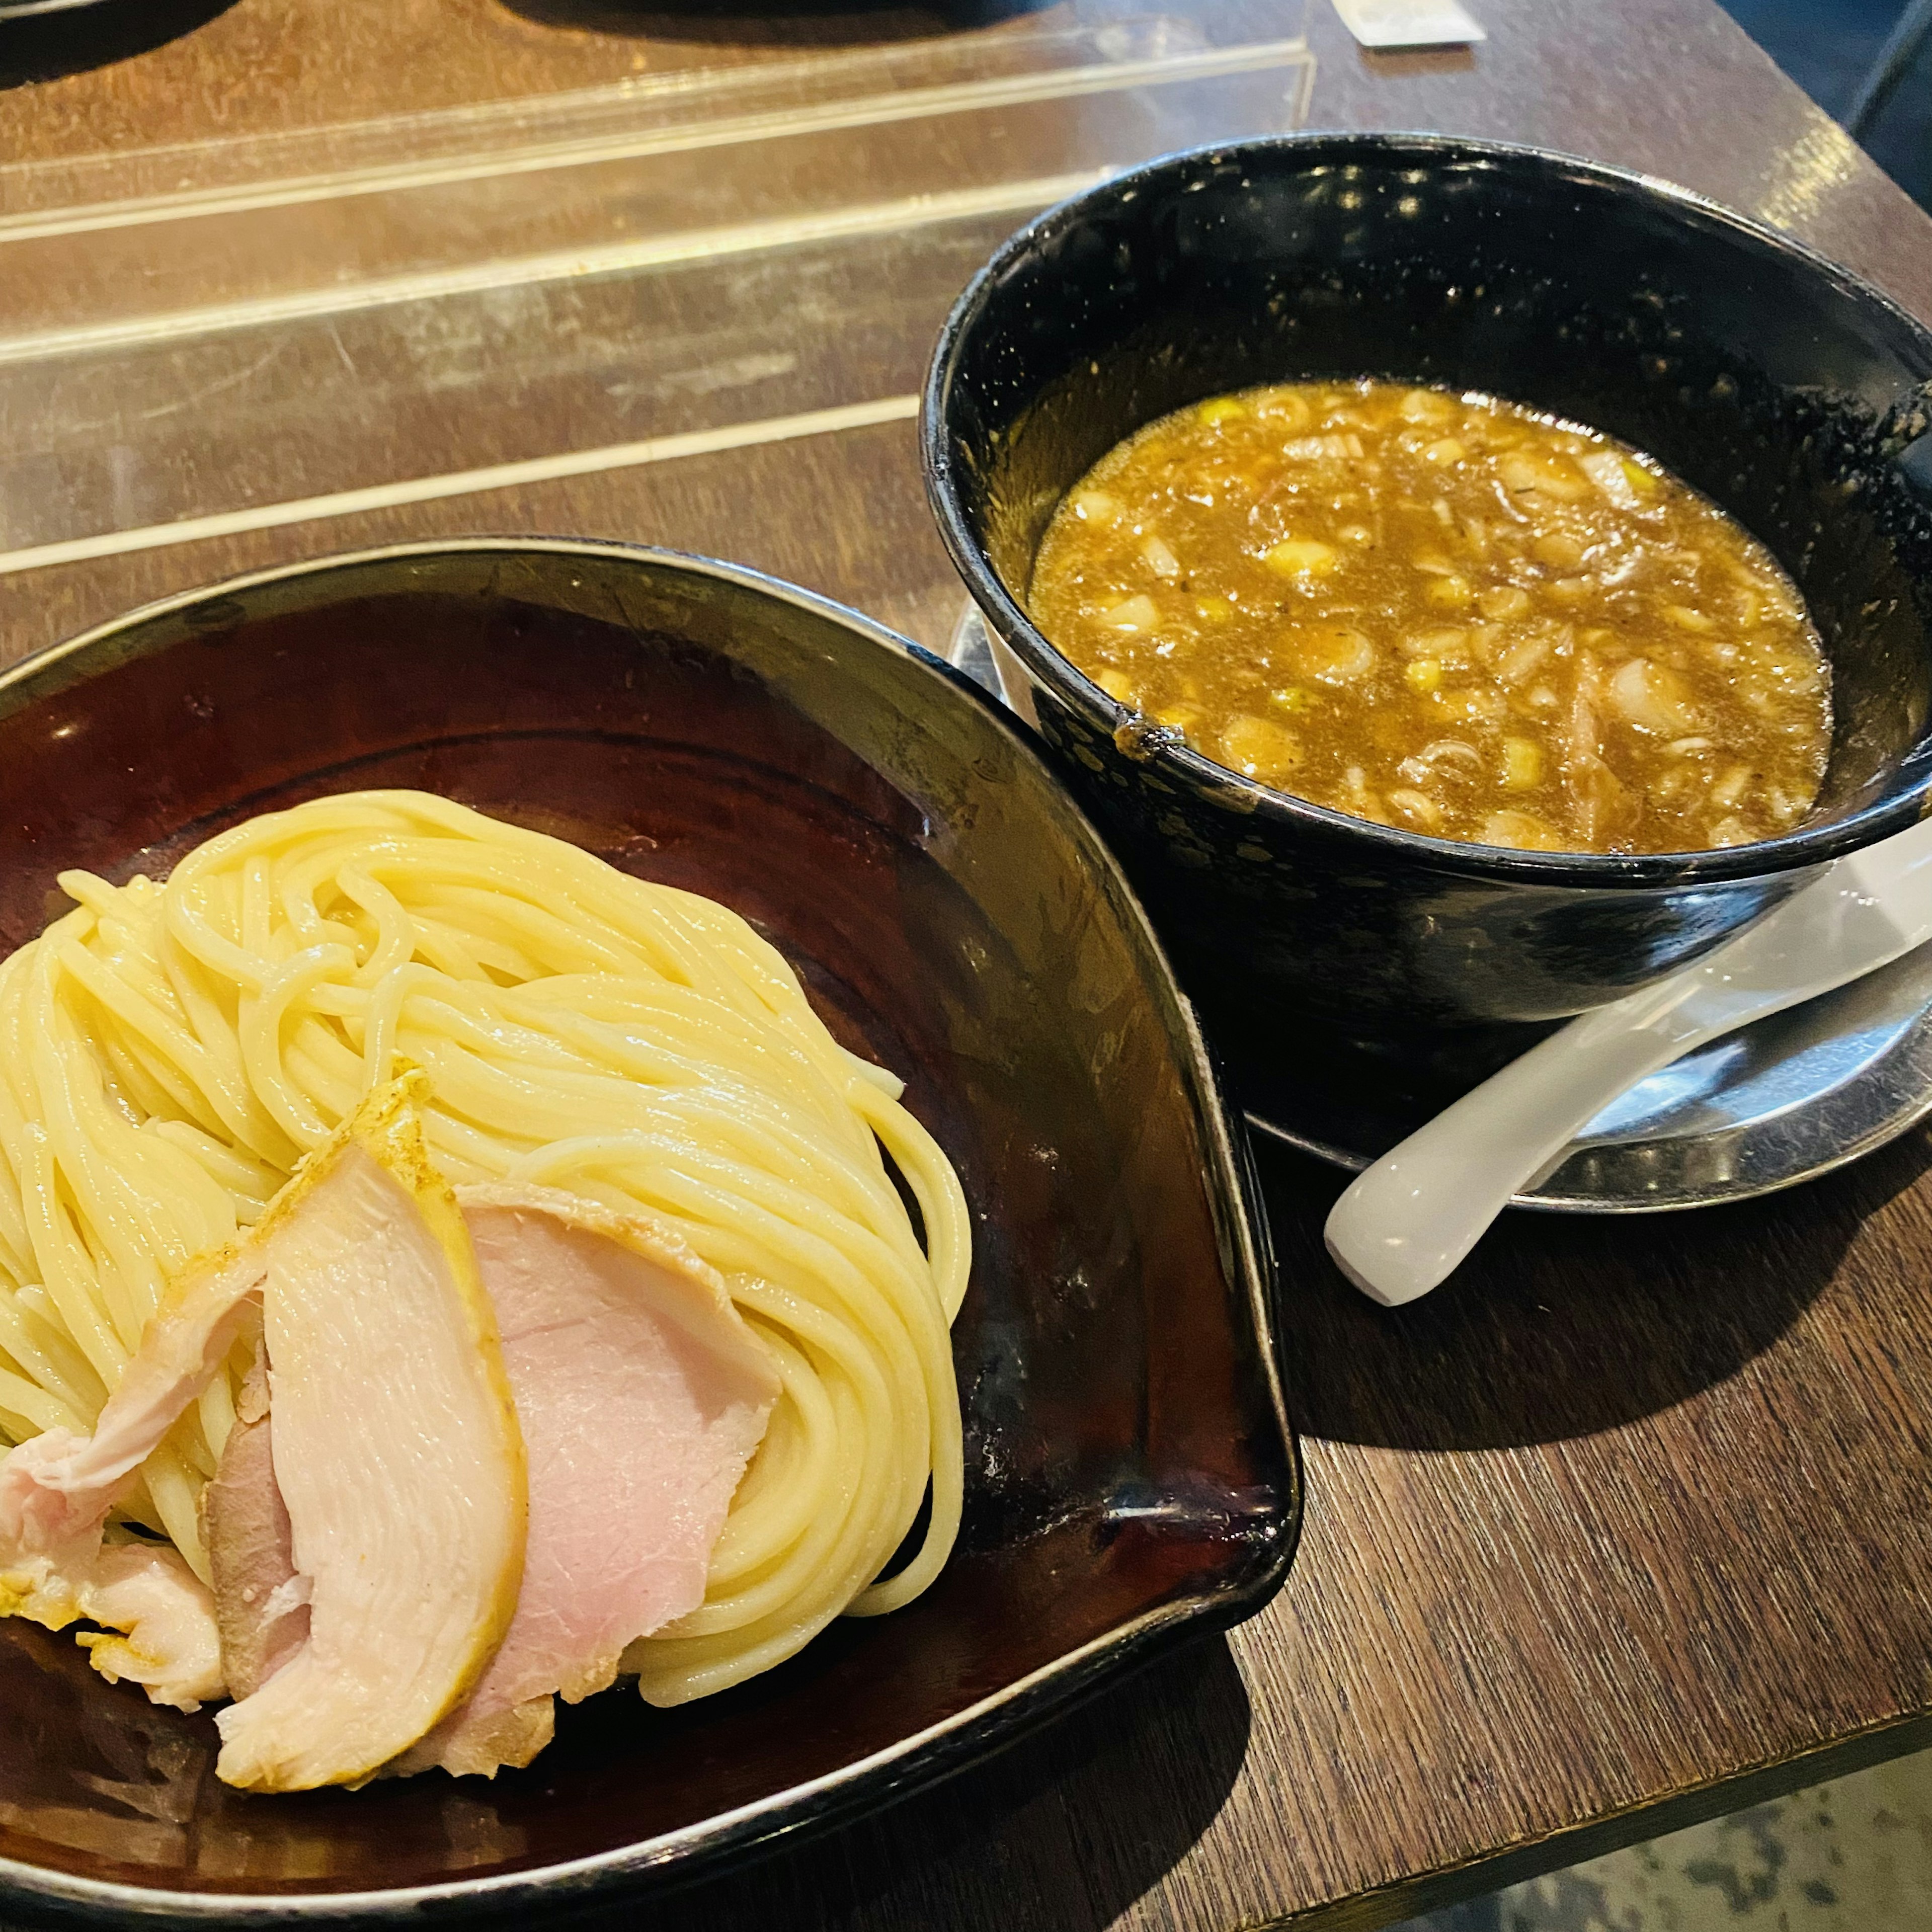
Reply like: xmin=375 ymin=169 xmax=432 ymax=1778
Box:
xmin=923 ymin=133 xmax=1932 ymax=1109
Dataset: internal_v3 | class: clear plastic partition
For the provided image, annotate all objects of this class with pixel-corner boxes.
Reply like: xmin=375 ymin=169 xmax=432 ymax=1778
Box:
xmin=0 ymin=1 xmax=1311 ymax=577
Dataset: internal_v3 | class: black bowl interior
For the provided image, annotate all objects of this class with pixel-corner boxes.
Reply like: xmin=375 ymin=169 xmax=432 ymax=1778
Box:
xmin=0 ymin=542 xmax=1295 ymax=1926
xmin=930 ymin=134 xmax=1932 ymax=846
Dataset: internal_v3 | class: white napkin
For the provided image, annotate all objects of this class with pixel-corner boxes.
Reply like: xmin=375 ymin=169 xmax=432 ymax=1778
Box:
xmin=1332 ymin=0 xmax=1486 ymax=47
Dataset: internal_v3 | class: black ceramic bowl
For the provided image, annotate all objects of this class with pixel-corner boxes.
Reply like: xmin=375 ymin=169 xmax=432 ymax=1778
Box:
xmin=923 ymin=133 xmax=1932 ymax=1114
xmin=0 ymin=541 xmax=1296 ymax=1927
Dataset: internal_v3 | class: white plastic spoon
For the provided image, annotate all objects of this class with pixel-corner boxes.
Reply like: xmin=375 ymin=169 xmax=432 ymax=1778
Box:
xmin=1325 ymin=814 xmax=1932 ymax=1307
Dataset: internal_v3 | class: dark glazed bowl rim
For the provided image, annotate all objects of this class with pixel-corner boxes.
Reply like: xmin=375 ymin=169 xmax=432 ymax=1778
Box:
xmin=0 ymin=537 xmax=1299 ymax=1928
xmin=921 ymin=129 xmax=1932 ymax=890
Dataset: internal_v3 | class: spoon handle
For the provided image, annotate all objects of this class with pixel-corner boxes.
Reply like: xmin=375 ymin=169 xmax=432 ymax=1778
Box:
xmin=1323 ymin=1004 xmax=1705 ymax=1306
xmin=1324 ymin=817 xmax=1932 ymax=1308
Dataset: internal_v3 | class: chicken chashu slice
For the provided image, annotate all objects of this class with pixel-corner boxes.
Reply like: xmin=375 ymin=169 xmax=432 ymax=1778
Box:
xmin=0 ymin=1539 xmax=225 ymax=1714
xmin=212 ymin=1080 xmax=527 ymax=1792
xmin=382 ymin=1184 xmax=780 ymax=1779
xmin=0 ymin=1073 xmax=528 ymax=1785
xmin=2 ymin=1274 xmax=231 ymax=1715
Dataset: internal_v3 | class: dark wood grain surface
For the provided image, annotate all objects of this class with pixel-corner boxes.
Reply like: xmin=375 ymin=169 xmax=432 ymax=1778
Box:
xmin=3 ymin=3 xmax=1931 ymax=1928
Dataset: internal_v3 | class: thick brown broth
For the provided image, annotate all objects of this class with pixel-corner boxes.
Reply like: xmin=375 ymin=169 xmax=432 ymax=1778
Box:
xmin=1027 ymin=380 xmax=1831 ymax=853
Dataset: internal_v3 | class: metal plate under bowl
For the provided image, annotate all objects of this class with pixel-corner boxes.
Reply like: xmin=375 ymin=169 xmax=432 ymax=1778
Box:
xmin=947 ymin=606 xmax=1932 ymax=1215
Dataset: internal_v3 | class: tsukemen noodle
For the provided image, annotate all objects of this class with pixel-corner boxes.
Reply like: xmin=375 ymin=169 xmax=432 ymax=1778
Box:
xmin=0 ymin=792 xmax=969 ymax=1791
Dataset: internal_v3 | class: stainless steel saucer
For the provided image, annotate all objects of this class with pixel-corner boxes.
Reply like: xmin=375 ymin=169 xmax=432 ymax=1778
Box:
xmin=946 ymin=606 xmax=1932 ymax=1214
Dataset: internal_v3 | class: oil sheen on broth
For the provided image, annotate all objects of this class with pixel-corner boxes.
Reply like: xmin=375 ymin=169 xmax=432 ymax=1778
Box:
xmin=1027 ymin=380 xmax=1830 ymax=853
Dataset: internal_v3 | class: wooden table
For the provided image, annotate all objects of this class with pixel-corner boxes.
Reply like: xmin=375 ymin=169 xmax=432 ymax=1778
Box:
xmin=3 ymin=3 xmax=1931 ymax=1927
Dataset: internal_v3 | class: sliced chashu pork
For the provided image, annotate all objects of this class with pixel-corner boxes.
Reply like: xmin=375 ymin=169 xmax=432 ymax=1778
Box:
xmin=200 ymin=1345 xmax=307 ymax=1703
xmin=0 ymin=1538 xmax=224 ymax=1713
xmin=0 ymin=1142 xmax=297 ymax=1714
xmin=211 ymin=1183 xmax=780 ymax=1779
xmin=0 ymin=1074 xmax=528 ymax=1787
xmin=212 ymin=1085 xmax=526 ymax=1792
xmin=383 ymin=1184 xmax=779 ymax=1778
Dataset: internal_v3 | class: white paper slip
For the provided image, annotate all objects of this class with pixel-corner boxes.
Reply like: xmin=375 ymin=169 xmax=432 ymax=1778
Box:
xmin=1332 ymin=0 xmax=1486 ymax=47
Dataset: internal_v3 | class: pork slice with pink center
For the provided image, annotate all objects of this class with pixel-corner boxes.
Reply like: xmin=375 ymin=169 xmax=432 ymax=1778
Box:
xmin=396 ymin=1184 xmax=779 ymax=1779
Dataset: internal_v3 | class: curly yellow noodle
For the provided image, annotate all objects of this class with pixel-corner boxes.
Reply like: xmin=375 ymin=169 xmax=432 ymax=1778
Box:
xmin=0 ymin=790 xmax=969 ymax=1706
